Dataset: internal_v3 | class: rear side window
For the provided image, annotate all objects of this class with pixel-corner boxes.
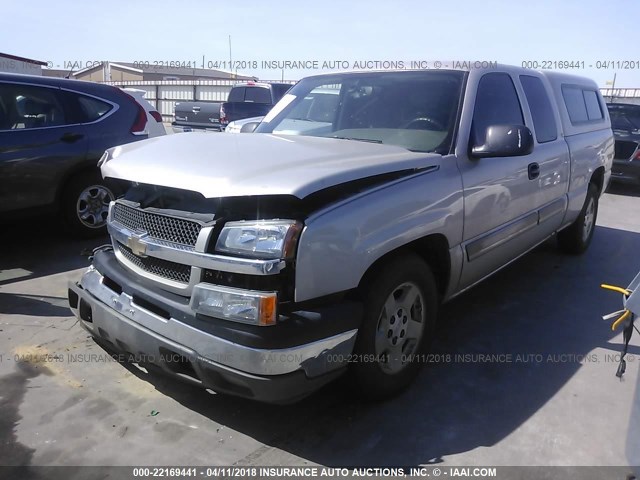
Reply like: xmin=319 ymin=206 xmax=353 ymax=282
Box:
xmin=472 ymin=73 xmax=524 ymax=146
xmin=0 ymin=83 xmax=67 ymax=130
xmin=77 ymin=95 xmax=112 ymax=122
xmin=562 ymin=86 xmax=603 ymax=124
xmin=520 ymin=75 xmax=558 ymax=143
xmin=562 ymin=87 xmax=588 ymax=123
xmin=583 ymin=90 xmax=603 ymax=120
xmin=244 ymin=87 xmax=271 ymax=103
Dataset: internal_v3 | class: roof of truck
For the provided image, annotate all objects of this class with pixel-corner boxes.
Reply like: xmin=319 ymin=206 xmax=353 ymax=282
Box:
xmin=305 ymin=63 xmax=599 ymax=86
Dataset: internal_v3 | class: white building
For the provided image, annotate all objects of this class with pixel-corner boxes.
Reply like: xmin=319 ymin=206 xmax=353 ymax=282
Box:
xmin=0 ymin=52 xmax=46 ymax=75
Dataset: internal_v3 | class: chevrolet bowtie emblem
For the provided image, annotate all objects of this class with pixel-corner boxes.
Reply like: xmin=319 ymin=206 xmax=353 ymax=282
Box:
xmin=126 ymin=232 xmax=149 ymax=257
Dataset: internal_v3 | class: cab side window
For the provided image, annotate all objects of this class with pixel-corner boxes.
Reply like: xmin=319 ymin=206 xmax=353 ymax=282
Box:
xmin=471 ymin=73 xmax=524 ymax=146
xmin=520 ymin=75 xmax=558 ymax=143
xmin=0 ymin=83 xmax=66 ymax=130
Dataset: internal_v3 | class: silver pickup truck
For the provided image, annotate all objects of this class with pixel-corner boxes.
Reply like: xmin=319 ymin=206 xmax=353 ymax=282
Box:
xmin=68 ymin=65 xmax=613 ymax=403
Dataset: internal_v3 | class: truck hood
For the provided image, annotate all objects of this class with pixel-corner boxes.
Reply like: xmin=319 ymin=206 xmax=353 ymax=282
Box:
xmin=101 ymin=133 xmax=441 ymax=199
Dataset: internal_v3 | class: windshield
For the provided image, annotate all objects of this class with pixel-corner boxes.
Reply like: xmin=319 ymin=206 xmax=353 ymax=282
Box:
xmin=255 ymin=70 xmax=465 ymax=153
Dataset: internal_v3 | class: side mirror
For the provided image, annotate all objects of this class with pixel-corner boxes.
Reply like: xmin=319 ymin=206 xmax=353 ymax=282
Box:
xmin=471 ymin=125 xmax=534 ymax=158
xmin=240 ymin=122 xmax=260 ymax=133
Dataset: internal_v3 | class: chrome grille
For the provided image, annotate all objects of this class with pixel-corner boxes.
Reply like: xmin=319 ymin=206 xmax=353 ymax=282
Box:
xmin=116 ymin=242 xmax=191 ymax=284
xmin=112 ymin=202 xmax=202 ymax=247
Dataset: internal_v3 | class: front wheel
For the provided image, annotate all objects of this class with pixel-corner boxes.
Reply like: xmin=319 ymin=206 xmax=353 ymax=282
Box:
xmin=62 ymin=171 xmax=115 ymax=238
xmin=557 ymin=183 xmax=599 ymax=254
xmin=350 ymin=253 xmax=438 ymax=400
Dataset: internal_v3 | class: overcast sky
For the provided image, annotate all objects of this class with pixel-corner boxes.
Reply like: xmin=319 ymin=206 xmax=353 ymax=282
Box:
xmin=2 ymin=0 xmax=639 ymax=87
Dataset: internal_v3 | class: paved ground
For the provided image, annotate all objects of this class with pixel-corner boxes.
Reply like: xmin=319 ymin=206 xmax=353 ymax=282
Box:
xmin=1 ymin=184 xmax=639 ymax=471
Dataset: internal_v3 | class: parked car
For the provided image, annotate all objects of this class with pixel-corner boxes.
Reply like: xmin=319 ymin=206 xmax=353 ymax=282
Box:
xmin=172 ymin=81 xmax=291 ymax=132
xmin=606 ymin=102 xmax=640 ymax=184
xmin=0 ymin=73 xmax=157 ymax=236
xmin=122 ymin=88 xmax=166 ymax=138
xmin=69 ymin=66 xmax=613 ymax=403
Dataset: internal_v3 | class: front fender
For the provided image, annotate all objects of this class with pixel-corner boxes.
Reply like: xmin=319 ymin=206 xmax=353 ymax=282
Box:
xmin=295 ymin=158 xmax=463 ymax=302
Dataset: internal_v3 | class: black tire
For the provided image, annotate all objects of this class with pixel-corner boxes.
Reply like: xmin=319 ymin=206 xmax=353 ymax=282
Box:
xmin=61 ymin=171 xmax=115 ymax=238
xmin=557 ymin=183 xmax=599 ymax=254
xmin=350 ymin=253 xmax=438 ymax=400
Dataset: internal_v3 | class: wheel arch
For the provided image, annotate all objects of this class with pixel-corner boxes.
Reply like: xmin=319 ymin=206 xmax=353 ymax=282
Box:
xmin=357 ymin=233 xmax=451 ymax=301
xmin=55 ymin=164 xmax=103 ymax=207
xmin=590 ymin=166 xmax=605 ymax=196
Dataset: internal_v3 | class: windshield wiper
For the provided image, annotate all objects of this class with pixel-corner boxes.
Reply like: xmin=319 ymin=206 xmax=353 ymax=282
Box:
xmin=331 ymin=136 xmax=383 ymax=144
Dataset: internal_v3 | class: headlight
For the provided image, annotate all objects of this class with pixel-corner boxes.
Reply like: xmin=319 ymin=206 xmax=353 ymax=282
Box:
xmin=190 ymin=283 xmax=277 ymax=326
xmin=215 ymin=220 xmax=302 ymax=259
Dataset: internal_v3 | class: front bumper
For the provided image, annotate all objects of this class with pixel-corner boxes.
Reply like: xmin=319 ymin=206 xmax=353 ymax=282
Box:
xmin=68 ymin=262 xmax=361 ymax=403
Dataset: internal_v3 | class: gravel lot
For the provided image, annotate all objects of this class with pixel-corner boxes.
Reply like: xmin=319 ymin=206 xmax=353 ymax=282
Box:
xmin=1 ymin=184 xmax=639 ymax=474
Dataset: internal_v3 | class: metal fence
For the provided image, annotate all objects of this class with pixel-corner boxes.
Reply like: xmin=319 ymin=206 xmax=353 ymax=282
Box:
xmin=600 ymin=88 xmax=640 ymax=105
xmin=102 ymin=79 xmax=297 ymax=121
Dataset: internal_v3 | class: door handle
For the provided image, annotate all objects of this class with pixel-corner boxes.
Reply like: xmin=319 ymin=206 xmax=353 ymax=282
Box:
xmin=528 ymin=162 xmax=540 ymax=180
xmin=192 ymin=106 xmax=201 ymax=112
xmin=60 ymin=133 xmax=84 ymax=143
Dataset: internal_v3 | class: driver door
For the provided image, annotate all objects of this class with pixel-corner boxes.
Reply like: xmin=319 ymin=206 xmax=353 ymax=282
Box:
xmin=456 ymin=71 xmax=542 ymax=289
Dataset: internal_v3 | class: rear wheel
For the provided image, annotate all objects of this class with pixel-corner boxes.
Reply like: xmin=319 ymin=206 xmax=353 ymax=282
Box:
xmin=62 ymin=171 xmax=114 ymax=238
xmin=350 ymin=253 xmax=438 ymax=400
xmin=557 ymin=183 xmax=599 ymax=254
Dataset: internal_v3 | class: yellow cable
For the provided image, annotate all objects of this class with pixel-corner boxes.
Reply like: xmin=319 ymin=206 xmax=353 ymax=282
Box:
xmin=600 ymin=284 xmax=632 ymax=296
xmin=612 ymin=310 xmax=631 ymax=331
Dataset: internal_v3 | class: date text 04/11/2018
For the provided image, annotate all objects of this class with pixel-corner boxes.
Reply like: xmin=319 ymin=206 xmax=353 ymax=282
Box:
xmin=130 ymin=467 xmax=499 ymax=477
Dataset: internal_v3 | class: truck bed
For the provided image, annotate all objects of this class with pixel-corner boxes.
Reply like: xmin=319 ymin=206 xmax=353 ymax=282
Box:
xmin=172 ymin=101 xmax=223 ymax=131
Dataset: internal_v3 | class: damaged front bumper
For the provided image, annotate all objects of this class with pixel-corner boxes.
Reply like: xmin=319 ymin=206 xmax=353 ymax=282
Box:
xmin=67 ymin=254 xmax=361 ymax=403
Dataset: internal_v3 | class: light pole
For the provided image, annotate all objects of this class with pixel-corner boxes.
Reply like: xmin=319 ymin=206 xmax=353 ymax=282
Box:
xmin=229 ymin=35 xmax=233 ymax=79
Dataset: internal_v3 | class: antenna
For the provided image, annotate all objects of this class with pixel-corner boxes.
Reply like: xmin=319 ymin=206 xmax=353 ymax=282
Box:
xmin=610 ymin=73 xmax=617 ymax=102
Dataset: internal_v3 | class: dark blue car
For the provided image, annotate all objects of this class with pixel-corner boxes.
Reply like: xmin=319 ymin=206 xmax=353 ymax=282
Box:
xmin=0 ymin=73 xmax=155 ymax=236
xmin=607 ymin=102 xmax=640 ymax=185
